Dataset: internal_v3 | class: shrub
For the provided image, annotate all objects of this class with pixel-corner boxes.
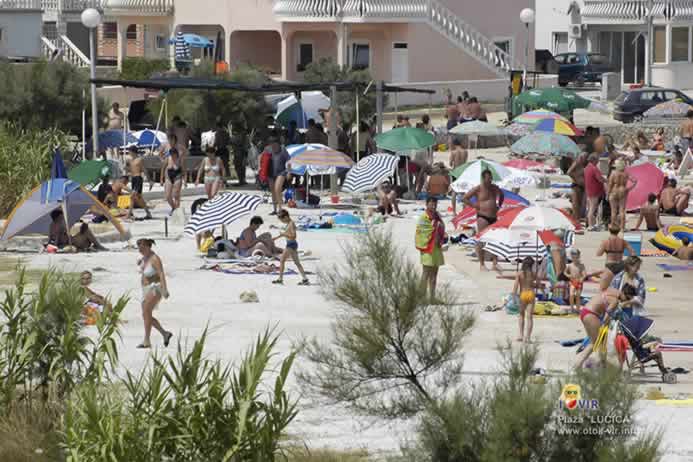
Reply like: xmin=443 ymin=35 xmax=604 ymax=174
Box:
xmin=63 ymin=328 xmax=298 ymax=461
xmin=0 ymin=61 xmax=107 ymax=135
xmin=147 ymin=62 xmax=270 ymax=131
xmin=297 ymin=229 xmax=475 ymax=418
xmin=119 ymin=57 xmax=170 ymax=81
xmin=0 ymin=122 xmax=70 ymax=217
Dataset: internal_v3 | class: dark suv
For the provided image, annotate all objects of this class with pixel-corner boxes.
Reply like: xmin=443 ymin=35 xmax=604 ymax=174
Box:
xmin=614 ymin=88 xmax=693 ymax=123
xmin=556 ymin=52 xmax=612 ymax=86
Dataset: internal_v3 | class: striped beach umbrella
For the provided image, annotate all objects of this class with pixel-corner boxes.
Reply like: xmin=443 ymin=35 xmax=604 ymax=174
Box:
xmin=174 ymin=31 xmax=191 ymax=61
xmin=286 ymin=144 xmax=341 ymax=176
xmin=342 ymin=153 xmax=399 ymax=193
xmin=287 ymin=145 xmax=354 ymax=170
xmin=184 ymin=192 xmax=262 ymax=236
xmin=479 ymin=227 xmax=575 ymax=262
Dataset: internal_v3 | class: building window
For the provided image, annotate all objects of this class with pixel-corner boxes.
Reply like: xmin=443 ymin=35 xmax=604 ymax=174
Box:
xmin=297 ymin=43 xmax=313 ymax=72
xmin=102 ymin=22 xmax=117 ymax=40
xmin=671 ymin=26 xmax=690 ymax=62
xmin=493 ymin=39 xmax=511 ymax=55
xmin=156 ymin=35 xmax=166 ymax=50
xmin=350 ymin=42 xmax=370 ymax=70
xmin=653 ymin=26 xmax=666 ymax=63
xmin=126 ymin=25 xmax=137 ymax=40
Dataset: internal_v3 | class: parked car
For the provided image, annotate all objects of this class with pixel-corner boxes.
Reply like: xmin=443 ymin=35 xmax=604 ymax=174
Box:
xmin=614 ymin=88 xmax=693 ymax=123
xmin=535 ymin=49 xmax=559 ymax=75
xmin=555 ymin=52 xmax=612 ymax=86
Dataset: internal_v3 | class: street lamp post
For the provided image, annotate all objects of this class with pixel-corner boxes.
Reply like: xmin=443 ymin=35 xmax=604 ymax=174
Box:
xmin=520 ymin=8 xmax=535 ymax=90
xmin=81 ymin=8 xmax=102 ymax=159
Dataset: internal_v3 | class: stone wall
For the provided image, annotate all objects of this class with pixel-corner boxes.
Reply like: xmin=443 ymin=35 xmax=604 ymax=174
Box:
xmin=598 ymin=120 xmax=684 ymax=146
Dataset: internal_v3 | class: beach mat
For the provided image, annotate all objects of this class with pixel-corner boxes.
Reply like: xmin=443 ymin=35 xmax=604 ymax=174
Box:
xmin=656 ymin=263 xmax=693 ymax=271
xmin=640 ymin=249 xmax=670 ymax=257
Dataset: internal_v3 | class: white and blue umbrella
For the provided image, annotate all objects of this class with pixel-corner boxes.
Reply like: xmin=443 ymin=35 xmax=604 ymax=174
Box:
xmin=184 ymin=192 xmax=262 ymax=236
xmin=135 ymin=129 xmax=168 ymax=148
xmin=86 ymin=130 xmax=138 ymax=153
xmin=342 ymin=153 xmax=398 ymax=193
xmin=275 ymin=91 xmax=330 ymax=129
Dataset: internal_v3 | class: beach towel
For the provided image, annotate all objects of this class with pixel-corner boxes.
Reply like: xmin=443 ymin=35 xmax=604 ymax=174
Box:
xmin=203 ymin=262 xmax=301 ymax=275
xmin=533 ymin=301 xmax=578 ymax=317
xmin=415 ymin=211 xmax=444 ymax=254
xmin=557 ymin=338 xmax=585 ymax=347
xmin=656 ymin=263 xmax=693 ymax=271
xmin=640 ymin=249 xmax=670 ymax=257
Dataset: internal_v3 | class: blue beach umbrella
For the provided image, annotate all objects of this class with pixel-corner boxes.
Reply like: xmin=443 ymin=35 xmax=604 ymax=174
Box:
xmin=86 ymin=130 xmax=138 ymax=153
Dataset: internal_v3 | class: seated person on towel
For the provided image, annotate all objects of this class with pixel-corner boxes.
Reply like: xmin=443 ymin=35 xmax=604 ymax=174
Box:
xmin=674 ymin=237 xmax=693 ymax=261
xmin=48 ymin=211 xmax=106 ymax=252
xmin=660 ymin=178 xmax=691 ymax=216
xmin=376 ymin=181 xmax=401 ymax=216
xmin=237 ymin=216 xmax=282 ymax=257
xmin=80 ymin=270 xmax=112 ymax=314
xmin=632 ymin=193 xmax=663 ymax=231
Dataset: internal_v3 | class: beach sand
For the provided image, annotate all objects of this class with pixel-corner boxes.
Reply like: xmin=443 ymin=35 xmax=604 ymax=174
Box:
xmin=4 ymin=139 xmax=693 ymax=459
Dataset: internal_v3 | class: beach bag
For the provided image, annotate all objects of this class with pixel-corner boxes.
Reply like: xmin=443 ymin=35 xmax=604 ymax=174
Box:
xmin=503 ymin=294 xmax=520 ymax=315
xmin=605 ymin=320 xmax=622 ymax=368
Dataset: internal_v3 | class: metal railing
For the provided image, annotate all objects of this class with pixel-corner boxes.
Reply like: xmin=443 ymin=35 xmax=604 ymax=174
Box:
xmin=0 ymin=0 xmax=42 ymax=8
xmin=41 ymin=35 xmax=90 ymax=67
xmin=103 ymin=0 xmax=173 ymax=14
xmin=273 ymin=0 xmax=519 ymax=76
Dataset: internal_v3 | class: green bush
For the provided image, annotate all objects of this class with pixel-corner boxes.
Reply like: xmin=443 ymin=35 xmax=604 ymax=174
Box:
xmin=63 ymin=328 xmax=298 ymax=461
xmin=303 ymin=58 xmax=385 ymax=128
xmin=0 ymin=122 xmax=69 ymax=218
xmin=0 ymin=61 xmax=107 ymax=135
xmin=119 ymin=57 xmax=169 ymax=81
xmin=147 ymin=62 xmax=270 ymax=131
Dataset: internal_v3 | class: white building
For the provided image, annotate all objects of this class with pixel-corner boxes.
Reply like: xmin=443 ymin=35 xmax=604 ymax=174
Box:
xmin=0 ymin=0 xmax=43 ymax=59
xmin=535 ymin=0 xmax=693 ymax=88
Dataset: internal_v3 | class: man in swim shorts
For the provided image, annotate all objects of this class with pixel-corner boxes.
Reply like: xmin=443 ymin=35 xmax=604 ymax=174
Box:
xmin=463 ymin=169 xmax=505 ymax=271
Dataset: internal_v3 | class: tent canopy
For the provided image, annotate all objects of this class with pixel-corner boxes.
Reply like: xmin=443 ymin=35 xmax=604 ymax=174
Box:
xmin=0 ymin=178 xmax=126 ymax=241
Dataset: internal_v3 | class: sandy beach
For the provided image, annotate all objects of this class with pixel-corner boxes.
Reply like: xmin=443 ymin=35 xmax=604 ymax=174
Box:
xmin=3 ymin=137 xmax=693 ymax=460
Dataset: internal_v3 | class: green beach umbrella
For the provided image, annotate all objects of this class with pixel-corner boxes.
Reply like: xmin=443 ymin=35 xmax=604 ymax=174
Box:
xmin=511 ymin=132 xmax=580 ymax=158
xmin=68 ymin=160 xmax=112 ymax=187
xmin=515 ymin=88 xmax=596 ymax=114
xmin=450 ymin=159 xmax=510 ymax=181
xmin=374 ymin=127 xmax=435 ymax=153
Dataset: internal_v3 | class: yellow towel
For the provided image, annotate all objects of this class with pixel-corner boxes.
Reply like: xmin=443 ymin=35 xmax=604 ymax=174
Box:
xmin=117 ymin=195 xmax=131 ymax=209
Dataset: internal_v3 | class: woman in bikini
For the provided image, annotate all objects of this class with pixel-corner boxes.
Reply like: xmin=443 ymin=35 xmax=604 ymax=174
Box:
xmin=195 ymin=146 xmax=226 ymax=199
xmin=513 ymin=256 xmax=538 ymax=343
xmin=575 ymin=284 xmax=638 ymax=369
xmin=597 ymin=225 xmax=635 ymax=290
xmin=137 ymin=239 xmax=173 ymax=349
xmin=272 ymin=209 xmax=309 ymax=285
xmin=160 ymin=147 xmax=184 ymax=215
xmin=607 ymin=159 xmax=637 ymax=231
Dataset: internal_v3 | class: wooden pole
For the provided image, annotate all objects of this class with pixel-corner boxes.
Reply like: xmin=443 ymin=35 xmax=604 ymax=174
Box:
xmin=376 ymin=80 xmax=383 ymax=135
xmin=328 ymin=85 xmax=338 ymax=196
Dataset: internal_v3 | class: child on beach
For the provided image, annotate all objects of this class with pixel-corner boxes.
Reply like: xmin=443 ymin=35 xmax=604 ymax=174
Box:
xmin=272 ymin=209 xmax=309 ymax=286
xmin=513 ymin=257 xmax=538 ymax=343
xmin=564 ymin=249 xmax=587 ymax=313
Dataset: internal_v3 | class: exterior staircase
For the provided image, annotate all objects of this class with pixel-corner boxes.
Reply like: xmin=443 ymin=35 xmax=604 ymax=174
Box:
xmin=273 ymin=0 xmax=521 ymax=77
xmin=41 ymin=35 xmax=91 ymax=68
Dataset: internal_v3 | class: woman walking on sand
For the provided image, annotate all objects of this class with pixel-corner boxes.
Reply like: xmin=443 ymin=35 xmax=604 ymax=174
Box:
xmin=160 ymin=147 xmax=185 ymax=215
xmin=416 ymin=197 xmax=445 ymax=300
xmin=196 ymin=146 xmax=226 ymax=199
xmin=272 ymin=209 xmax=309 ymax=285
xmin=137 ymin=239 xmax=173 ymax=349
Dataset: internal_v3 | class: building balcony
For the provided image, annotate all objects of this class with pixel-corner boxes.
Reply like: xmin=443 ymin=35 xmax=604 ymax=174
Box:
xmin=582 ymin=0 xmax=693 ymax=24
xmin=39 ymin=0 xmax=172 ymax=16
xmin=273 ymin=0 xmax=429 ymax=23
xmin=0 ymin=0 xmax=42 ymax=10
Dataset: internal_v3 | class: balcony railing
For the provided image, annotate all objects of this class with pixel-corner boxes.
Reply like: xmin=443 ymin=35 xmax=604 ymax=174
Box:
xmin=0 ymin=0 xmax=42 ymax=8
xmin=582 ymin=0 xmax=693 ymax=21
xmin=40 ymin=0 xmax=172 ymax=14
xmin=273 ymin=0 xmax=428 ymax=21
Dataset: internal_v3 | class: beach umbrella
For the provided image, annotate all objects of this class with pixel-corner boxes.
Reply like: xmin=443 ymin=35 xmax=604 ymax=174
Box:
xmin=514 ymin=88 xmax=602 ymax=114
xmin=534 ymin=118 xmax=583 ymax=136
xmin=505 ymin=122 xmax=534 ymax=137
xmin=170 ymin=32 xmax=214 ymax=49
xmin=503 ymin=159 xmax=546 ymax=171
xmin=135 ymin=129 xmax=168 ymax=149
xmin=644 ymin=100 xmax=693 ymax=118
xmin=513 ymin=109 xmax=570 ymax=125
xmin=174 ymin=31 xmax=191 ymax=62
xmin=286 ymin=144 xmax=354 ymax=176
xmin=625 ymin=162 xmax=665 ymax=211
xmin=86 ymin=130 xmax=138 ymax=153
xmin=449 ymin=120 xmax=505 ymax=136
xmin=342 ymin=153 xmax=399 ymax=193
xmin=450 ymin=159 xmax=537 ymax=193
xmin=68 ymin=160 xmax=112 ymax=187
xmin=452 ymin=189 xmax=529 ymax=229
xmin=482 ymin=205 xmax=580 ymax=232
xmin=51 ymin=149 xmax=67 ymax=180
xmin=184 ymin=192 xmax=262 ymax=236
xmin=374 ymin=127 xmax=435 ymax=152
xmin=478 ymin=227 xmax=575 ymax=262
xmin=511 ymin=132 xmax=580 ymax=158
xmin=275 ymin=91 xmax=330 ymax=129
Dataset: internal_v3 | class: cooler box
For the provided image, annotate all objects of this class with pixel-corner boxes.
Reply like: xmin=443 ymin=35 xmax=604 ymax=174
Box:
xmin=624 ymin=232 xmax=642 ymax=256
